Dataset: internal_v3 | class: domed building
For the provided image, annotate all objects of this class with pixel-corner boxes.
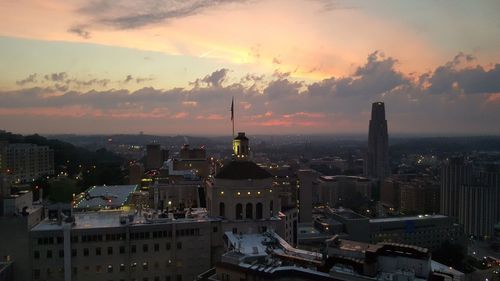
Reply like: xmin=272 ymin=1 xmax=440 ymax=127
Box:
xmin=207 ymin=132 xmax=292 ymax=238
xmin=208 ymin=133 xmax=280 ymax=221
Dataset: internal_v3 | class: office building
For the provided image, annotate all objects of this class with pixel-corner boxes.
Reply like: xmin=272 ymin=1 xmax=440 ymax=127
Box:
xmin=317 ymin=175 xmax=372 ymax=207
xmin=458 ymin=184 xmax=498 ymax=238
xmin=440 ymin=157 xmax=472 ymax=218
xmin=300 ymin=207 xmax=463 ymax=251
xmin=146 ymin=144 xmax=162 ymax=170
xmin=365 ymin=102 xmax=390 ymax=180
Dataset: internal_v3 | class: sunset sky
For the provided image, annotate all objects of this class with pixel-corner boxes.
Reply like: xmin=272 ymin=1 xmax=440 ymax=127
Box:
xmin=1 ymin=0 xmax=500 ymax=135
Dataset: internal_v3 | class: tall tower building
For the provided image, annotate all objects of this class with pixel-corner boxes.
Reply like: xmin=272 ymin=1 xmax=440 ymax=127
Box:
xmin=365 ymin=102 xmax=390 ymax=180
xmin=145 ymin=143 xmax=162 ymax=170
xmin=440 ymin=157 xmax=472 ymax=218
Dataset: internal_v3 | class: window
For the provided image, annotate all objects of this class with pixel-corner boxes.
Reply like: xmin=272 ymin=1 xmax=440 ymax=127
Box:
xmin=107 ymin=265 xmax=113 ymax=273
xmin=72 ymin=249 xmax=77 ymax=257
xmin=120 ymin=246 xmax=125 ymax=254
xmin=213 ymin=226 xmax=218 ymax=233
xmin=34 ymin=251 xmax=40 ymax=259
xmin=34 ymin=269 xmax=40 ymax=280
xmin=166 ymin=243 xmax=171 ymax=250
xmin=246 ymin=203 xmax=253 ymax=219
xmin=154 ymin=243 xmax=159 ymax=252
xmin=143 ymin=262 xmax=148 ymax=271
xmin=46 ymin=250 xmax=52 ymax=258
xmin=84 ymin=248 xmax=89 ymax=256
xmin=120 ymin=264 xmax=125 ymax=272
xmin=131 ymin=245 xmax=136 ymax=253
xmin=219 ymin=202 xmax=225 ymax=217
xmin=165 ymin=276 xmax=171 ymax=281
xmin=143 ymin=244 xmax=149 ymax=253
xmin=96 ymin=265 xmax=102 ymax=273
xmin=256 ymin=203 xmax=263 ymax=219
xmin=59 ymin=250 xmax=64 ymax=258
xmin=176 ymin=275 xmax=182 ymax=281
xmin=72 ymin=267 xmax=77 ymax=275
xmin=232 ymin=228 xmax=237 ymax=234
xmin=236 ymin=203 xmax=242 ymax=220
xmin=270 ymin=200 xmax=274 ymax=216
xmin=96 ymin=247 xmax=101 ymax=256
xmin=176 ymin=242 xmax=182 ymax=249
xmin=108 ymin=246 xmax=113 ymax=255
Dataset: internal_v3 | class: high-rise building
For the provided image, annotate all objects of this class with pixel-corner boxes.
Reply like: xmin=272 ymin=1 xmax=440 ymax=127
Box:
xmin=365 ymin=102 xmax=390 ymax=180
xmin=456 ymin=164 xmax=500 ymax=238
xmin=128 ymin=162 xmax=145 ymax=185
xmin=458 ymin=184 xmax=498 ymax=238
xmin=440 ymin=157 xmax=472 ymax=218
xmin=145 ymin=143 xmax=162 ymax=170
xmin=1 ymin=143 xmax=54 ymax=183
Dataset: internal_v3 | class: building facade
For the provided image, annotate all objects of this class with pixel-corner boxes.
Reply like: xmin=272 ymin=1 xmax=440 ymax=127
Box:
xmin=1 ymin=143 xmax=54 ymax=183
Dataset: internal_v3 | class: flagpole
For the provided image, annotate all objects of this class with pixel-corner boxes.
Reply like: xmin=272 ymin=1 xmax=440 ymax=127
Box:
xmin=231 ymin=97 xmax=235 ymax=139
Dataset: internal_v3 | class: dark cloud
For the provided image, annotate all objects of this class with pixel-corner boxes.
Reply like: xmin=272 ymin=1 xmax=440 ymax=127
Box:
xmin=44 ymin=72 xmax=68 ymax=82
xmin=68 ymin=25 xmax=91 ymax=39
xmin=124 ymin=75 xmax=133 ymax=83
xmin=136 ymin=77 xmax=155 ymax=83
xmin=191 ymin=68 xmax=229 ymax=87
xmin=78 ymin=0 xmax=249 ymax=29
xmin=422 ymin=54 xmax=500 ymax=95
xmin=16 ymin=73 xmax=37 ymax=86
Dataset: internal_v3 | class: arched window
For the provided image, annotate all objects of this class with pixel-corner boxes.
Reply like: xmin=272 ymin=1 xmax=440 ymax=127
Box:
xmin=219 ymin=202 xmax=225 ymax=217
xmin=270 ymin=200 xmax=274 ymax=216
xmin=246 ymin=203 xmax=253 ymax=219
xmin=236 ymin=203 xmax=243 ymax=220
xmin=256 ymin=203 xmax=263 ymax=219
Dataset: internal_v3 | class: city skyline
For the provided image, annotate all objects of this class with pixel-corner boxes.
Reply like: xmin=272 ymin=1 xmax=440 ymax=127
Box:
xmin=1 ymin=0 xmax=500 ymax=135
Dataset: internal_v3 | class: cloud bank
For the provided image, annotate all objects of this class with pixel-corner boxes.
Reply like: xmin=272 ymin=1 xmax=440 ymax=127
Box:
xmin=2 ymin=52 xmax=499 ymax=135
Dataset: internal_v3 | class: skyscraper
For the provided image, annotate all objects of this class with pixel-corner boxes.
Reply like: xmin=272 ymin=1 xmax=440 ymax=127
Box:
xmin=440 ymin=157 xmax=472 ymax=218
xmin=365 ymin=102 xmax=390 ymax=180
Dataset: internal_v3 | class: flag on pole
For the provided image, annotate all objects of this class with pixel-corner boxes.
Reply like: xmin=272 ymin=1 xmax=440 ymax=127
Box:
xmin=231 ymin=97 xmax=234 ymax=121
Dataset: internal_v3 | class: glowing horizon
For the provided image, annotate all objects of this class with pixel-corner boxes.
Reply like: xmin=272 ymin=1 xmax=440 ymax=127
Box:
xmin=1 ymin=0 xmax=500 ymax=135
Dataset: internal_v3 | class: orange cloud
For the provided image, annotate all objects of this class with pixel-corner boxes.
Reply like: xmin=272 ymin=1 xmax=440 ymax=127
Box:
xmin=487 ymin=93 xmax=500 ymax=103
xmin=196 ymin=114 xmax=225 ymax=120
xmin=171 ymin=112 xmax=189 ymax=119
xmin=182 ymin=101 xmax=198 ymax=107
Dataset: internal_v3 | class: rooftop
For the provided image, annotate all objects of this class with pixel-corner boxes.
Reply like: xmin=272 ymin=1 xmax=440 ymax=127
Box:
xmin=73 ymin=185 xmax=138 ymax=210
xmin=370 ymin=214 xmax=448 ymax=223
xmin=215 ymin=161 xmax=272 ymax=180
xmin=319 ymin=175 xmax=370 ymax=182
xmin=31 ymin=208 xmax=214 ymax=231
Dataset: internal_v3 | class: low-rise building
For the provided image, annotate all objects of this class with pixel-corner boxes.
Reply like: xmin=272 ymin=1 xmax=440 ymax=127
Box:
xmin=198 ymin=231 xmax=464 ymax=281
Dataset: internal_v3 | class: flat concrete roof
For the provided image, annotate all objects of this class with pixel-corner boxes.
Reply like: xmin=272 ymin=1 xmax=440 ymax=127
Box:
xmin=370 ymin=214 xmax=448 ymax=223
xmin=74 ymin=185 xmax=138 ymax=209
xmin=31 ymin=209 xmax=213 ymax=232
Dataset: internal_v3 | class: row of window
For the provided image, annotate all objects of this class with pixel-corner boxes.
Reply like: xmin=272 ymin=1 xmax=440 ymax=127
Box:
xmin=34 ymin=267 xmax=183 ymax=281
xmin=34 ymin=242 xmax=183 ymax=259
xmin=36 ymin=228 xmax=201 ymax=245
